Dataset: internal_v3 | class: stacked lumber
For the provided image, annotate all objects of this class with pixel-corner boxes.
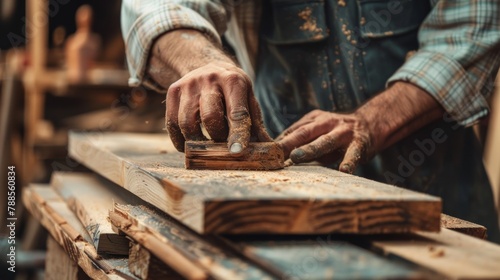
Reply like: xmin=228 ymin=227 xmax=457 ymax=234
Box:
xmin=68 ymin=132 xmax=442 ymax=235
xmin=21 ymin=132 xmax=500 ymax=279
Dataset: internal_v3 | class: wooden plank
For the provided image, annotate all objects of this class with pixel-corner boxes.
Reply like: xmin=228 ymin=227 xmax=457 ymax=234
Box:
xmin=22 ymin=185 xmax=138 ymax=280
xmin=370 ymin=228 xmax=500 ymax=279
xmin=440 ymin=214 xmax=487 ymax=239
xmin=185 ymin=141 xmax=284 ymax=170
xmin=110 ymin=204 xmax=277 ymax=280
xmin=128 ymin=242 xmax=183 ymax=280
xmin=68 ymin=132 xmax=441 ymax=234
xmin=45 ymin=235 xmax=86 ymax=280
xmin=51 ymin=172 xmax=130 ymax=255
xmin=112 ymin=203 xmax=429 ymax=280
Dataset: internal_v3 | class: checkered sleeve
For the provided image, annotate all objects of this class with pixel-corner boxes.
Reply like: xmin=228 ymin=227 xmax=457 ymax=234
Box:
xmin=121 ymin=0 xmax=231 ymax=90
xmin=388 ymin=0 xmax=500 ymax=126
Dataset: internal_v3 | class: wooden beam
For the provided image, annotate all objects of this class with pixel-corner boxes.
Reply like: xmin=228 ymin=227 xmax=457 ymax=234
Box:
xmin=184 ymin=141 xmax=284 ymax=170
xmin=128 ymin=242 xmax=184 ymax=280
xmin=112 ymin=203 xmax=429 ymax=280
xmin=68 ymin=132 xmax=442 ymax=234
xmin=22 ymin=185 xmax=138 ymax=280
xmin=50 ymin=172 xmax=130 ymax=255
xmin=440 ymin=214 xmax=487 ymax=239
xmin=110 ymin=204 xmax=276 ymax=280
xmin=45 ymin=236 xmax=84 ymax=280
xmin=370 ymin=229 xmax=500 ymax=279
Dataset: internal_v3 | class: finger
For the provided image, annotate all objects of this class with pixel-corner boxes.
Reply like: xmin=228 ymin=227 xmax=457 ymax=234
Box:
xmin=248 ymin=93 xmax=272 ymax=142
xmin=278 ymin=122 xmax=326 ymax=159
xmin=221 ymin=75 xmax=251 ymax=154
xmin=339 ymin=140 xmax=367 ymax=174
xmin=178 ymin=85 xmax=207 ymax=142
xmin=166 ymin=85 xmax=185 ymax=152
xmin=290 ymin=133 xmax=346 ymax=164
xmin=200 ymin=90 xmax=228 ymax=142
xmin=275 ymin=110 xmax=320 ymax=141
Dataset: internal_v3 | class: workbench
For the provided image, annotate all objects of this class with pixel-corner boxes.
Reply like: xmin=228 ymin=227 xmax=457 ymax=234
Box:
xmin=22 ymin=132 xmax=500 ymax=279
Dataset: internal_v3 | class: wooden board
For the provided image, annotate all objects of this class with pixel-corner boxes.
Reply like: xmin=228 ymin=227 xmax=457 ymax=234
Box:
xmin=22 ymin=185 xmax=138 ymax=280
xmin=45 ymin=235 xmax=82 ymax=280
xmin=110 ymin=204 xmax=276 ymax=280
xmin=69 ymin=132 xmax=441 ymax=234
xmin=112 ymin=203 xmax=429 ymax=280
xmin=51 ymin=172 xmax=130 ymax=255
xmin=185 ymin=141 xmax=284 ymax=170
xmin=370 ymin=229 xmax=500 ymax=279
xmin=128 ymin=242 xmax=184 ymax=280
xmin=440 ymin=213 xmax=487 ymax=239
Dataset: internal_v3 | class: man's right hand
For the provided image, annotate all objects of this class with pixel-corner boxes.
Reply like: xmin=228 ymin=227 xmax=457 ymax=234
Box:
xmin=147 ymin=30 xmax=271 ymax=153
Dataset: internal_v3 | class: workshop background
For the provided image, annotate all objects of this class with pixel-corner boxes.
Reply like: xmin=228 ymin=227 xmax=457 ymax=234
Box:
xmin=1 ymin=1 xmax=500 ymax=279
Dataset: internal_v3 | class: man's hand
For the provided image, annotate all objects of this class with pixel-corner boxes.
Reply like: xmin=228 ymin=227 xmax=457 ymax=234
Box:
xmin=278 ymin=82 xmax=445 ymax=173
xmin=166 ymin=61 xmax=271 ymax=152
xmin=147 ymin=30 xmax=271 ymax=152
xmin=277 ymin=110 xmax=371 ymax=173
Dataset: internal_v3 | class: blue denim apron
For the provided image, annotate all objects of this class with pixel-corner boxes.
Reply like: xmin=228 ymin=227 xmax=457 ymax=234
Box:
xmin=254 ymin=0 xmax=500 ymax=242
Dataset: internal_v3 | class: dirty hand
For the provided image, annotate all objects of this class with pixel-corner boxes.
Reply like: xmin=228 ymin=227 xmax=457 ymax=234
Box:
xmin=277 ymin=110 xmax=373 ymax=173
xmin=147 ymin=30 xmax=272 ymax=153
xmin=166 ymin=61 xmax=272 ymax=153
xmin=277 ymin=82 xmax=445 ymax=174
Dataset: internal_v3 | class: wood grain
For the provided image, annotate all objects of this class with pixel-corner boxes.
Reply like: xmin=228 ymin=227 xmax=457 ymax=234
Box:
xmin=45 ymin=235 xmax=82 ymax=280
xmin=116 ymin=203 xmax=430 ymax=280
xmin=371 ymin=229 xmax=500 ymax=279
xmin=440 ymin=213 xmax=487 ymax=239
xmin=51 ymin=172 xmax=130 ymax=255
xmin=69 ymin=132 xmax=441 ymax=234
xmin=22 ymin=185 xmax=138 ymax=280
xmin=185 ymin=141 xmax=284 ymax=170
xmin=110 ymin=204 xmax=276 ymax=280
xmin=128 ymin=242 xmax=184 ymax=280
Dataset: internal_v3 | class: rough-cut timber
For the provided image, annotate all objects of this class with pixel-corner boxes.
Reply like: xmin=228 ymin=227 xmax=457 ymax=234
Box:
xmin=440 ymin=214 xmax=487 ymax=239
xmin=22 ymin=185 xmax=137 ymax=280
xmin=110 ymin=204 xmax=276 ymax=280
xmin=69 ymin=132 xmax=441 ymax=234
xmin=113 ymin=203 xmax=428 ymax=280
xmin=51 ymin=172 xmax=130 ymax=255
xmin=185 ymin=141 xmax=284 ymax=170
xmin=370 ymin=228 xmax=500 ymax=279
xmin=128 ymin=242 xmax=184 ymax=280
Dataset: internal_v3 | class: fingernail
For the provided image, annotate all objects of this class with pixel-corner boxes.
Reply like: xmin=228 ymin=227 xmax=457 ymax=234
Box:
xmin=291 ymin=149 xmax=305 ymax=160
xmin=230 ymin=143 xmax=243 ymax=154
xmin=340 ymin=164 xmax=352 ymax=174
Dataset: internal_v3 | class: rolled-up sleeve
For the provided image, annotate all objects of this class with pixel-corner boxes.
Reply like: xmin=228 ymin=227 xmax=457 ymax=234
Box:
xmin=121 ymin=0 xmax=230 ymax=89
xmin=388 ymin=0 xmax=500 ymax=126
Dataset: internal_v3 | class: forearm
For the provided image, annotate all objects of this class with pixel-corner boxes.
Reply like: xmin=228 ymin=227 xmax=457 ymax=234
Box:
xmin=147 ymin=29 xmax=235 ymax=88
xmin=356 ymin=82 xmax=444 ymax=154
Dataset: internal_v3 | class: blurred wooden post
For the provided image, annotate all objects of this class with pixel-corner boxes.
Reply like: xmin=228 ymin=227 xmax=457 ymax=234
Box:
xmin=23 ymin=0 xmax=48 ymax=183
xmin=484 ymin=72 xmax=500 ymax=225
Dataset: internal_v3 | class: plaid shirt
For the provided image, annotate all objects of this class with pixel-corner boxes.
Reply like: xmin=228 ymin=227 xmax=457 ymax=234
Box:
xmin=121 ymin=0 xmax=500 ymax=126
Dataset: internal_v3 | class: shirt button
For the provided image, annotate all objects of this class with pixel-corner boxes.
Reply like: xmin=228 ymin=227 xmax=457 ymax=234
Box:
xmin=128 ymin=77 xmax=141 ymax=87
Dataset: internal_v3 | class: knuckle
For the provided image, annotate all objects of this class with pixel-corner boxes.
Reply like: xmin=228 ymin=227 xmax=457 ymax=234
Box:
xmin=228 ymin=106 xmax=250 ymax=122
xmin=294 ymin=127 xmax=311 ymax=143
xmin=206 ymin=72 xmax=219 ymax=83
xmin=167 ymin=84 xmax=181 ymax=96
xmin=224 ymin=73 xmax=248 ymax=90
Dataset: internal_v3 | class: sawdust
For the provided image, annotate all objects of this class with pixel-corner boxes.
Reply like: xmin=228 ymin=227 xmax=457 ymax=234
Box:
xmin=428 ymin=246 xmax=445 ymax=258
xmin=341 ymin=24 xmax=352 ymax=41
xmin=298 ymin=7 xmax=323 ymax=38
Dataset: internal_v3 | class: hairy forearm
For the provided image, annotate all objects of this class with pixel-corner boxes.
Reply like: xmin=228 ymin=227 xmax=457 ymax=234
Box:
xmin=356 ymin=82 xmax=445 ymax=154
xmin=147 ymin=29 xmax=235 ymax=88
